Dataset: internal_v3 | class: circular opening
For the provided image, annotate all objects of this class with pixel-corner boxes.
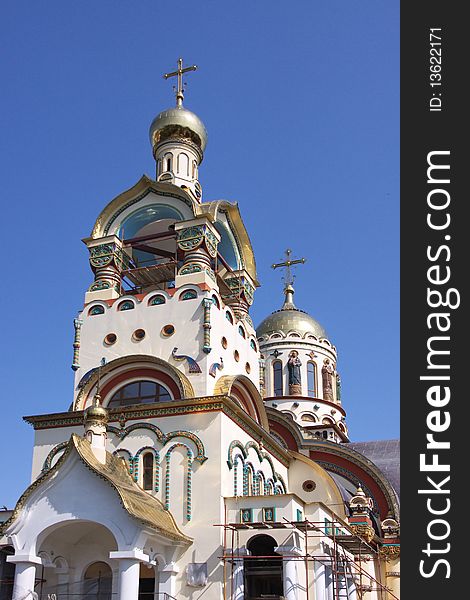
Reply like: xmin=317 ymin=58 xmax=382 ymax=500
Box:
xmin=161 ymin=324 xmax=175 ymax=337
xmin=234 ymin=350 xmax=240 ymax=362
xmin=104 ymin=333 xmax=117 ymax=346
xmin=245 ymin=362 xmax=251 ymax=374
xmin=221 ymin=337 xmax=228 ymax=349
xmin=302 ymin=480 xmax=316 ymax=493
xmin=132 ymin=329 xmax=146 ymax=341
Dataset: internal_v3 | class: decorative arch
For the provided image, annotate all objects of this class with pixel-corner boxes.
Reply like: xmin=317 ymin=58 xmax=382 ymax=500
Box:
xmin=164 ymin=443 xmax=193 ymax=521
xmin=42 ymin=441 xmax=68 ymax=473
xmin=227 ymin=439 xmax=284 ymax=495
xmin=214 ymin=375 xmax=269 ymax=430
xmin=74 ymin=355 xmax=194 ymax=410
xmin=107 ymin=422 xmax=207 ymax=463
xmin=90 ymin=176 xmax=197 ymax=239
xmin=112 ymin=448 xmax=134 ymax=474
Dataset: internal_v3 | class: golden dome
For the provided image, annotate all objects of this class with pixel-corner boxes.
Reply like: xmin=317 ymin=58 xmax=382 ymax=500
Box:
xmin=149 ymin=105 xmax=208 ymax=153
xmin=84 ymin=395 xmax=109 ymax=425
xmin=256 ymin=285 xmax=328 ymax=339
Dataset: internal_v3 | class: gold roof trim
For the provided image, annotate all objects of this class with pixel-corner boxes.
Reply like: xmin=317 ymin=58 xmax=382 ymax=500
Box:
xmin=90 ymin=175 xmax=198 ymax=239
xmin=1 ymin=435 xmax=191 ymax=543
xmin=74 ymin=354 xmax=194 ymax=410
xmin=196 ymin=200 xmax=259 ymax=285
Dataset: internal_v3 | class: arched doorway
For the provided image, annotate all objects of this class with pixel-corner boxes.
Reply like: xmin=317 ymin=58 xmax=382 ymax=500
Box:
xmin=138 ymin=562 xmax=156 ymax=599
xmin=245 ymin=535 xmax=283 ymax=600
xmin=83 ymin=562 xmax=112 ymax=600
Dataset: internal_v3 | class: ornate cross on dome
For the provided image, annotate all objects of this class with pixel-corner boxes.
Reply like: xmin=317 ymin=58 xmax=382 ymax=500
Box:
xmin=163 ymin=58 xmax=198 ymax=107
xmin=272 ymin=249 xmax=306 ymax=288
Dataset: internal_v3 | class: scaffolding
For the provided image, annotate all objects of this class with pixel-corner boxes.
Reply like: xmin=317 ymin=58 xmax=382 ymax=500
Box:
xmin=215 ymin=515 xmax=399 ymax=600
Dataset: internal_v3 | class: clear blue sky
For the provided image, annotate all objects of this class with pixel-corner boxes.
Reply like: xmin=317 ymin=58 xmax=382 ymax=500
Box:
xmin=0 ymin=1 xmax=399 ymax=507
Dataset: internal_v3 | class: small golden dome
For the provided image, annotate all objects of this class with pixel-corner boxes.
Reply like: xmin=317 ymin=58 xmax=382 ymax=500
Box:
xmin=149 ymin=105 xmax=208 ymax=153
xmin=84 ymin=395 xmax=109 ymax=425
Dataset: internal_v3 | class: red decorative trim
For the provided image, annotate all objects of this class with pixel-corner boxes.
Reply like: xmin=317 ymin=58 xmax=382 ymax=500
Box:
xmin=269 ymin=420 xmax=299 ymax=452
xmin=99 ymin=369 xmax=181 ymax=404
xmin=310 ymin=450 xmax=389 ymax=518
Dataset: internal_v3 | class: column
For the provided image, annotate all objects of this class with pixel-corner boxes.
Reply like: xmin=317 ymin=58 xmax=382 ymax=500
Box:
xmin=174 ymin=218 xmax=220 ymax=289
xmin=227 ymin=548 xmax=249 ymax=600
xmin=274 ymin=546 xmax=304 ymax=600
xmin=7 ymin=555 xmax=42 ymax=600
xmin=314 ymin=559 xmax=326 ymax=600
xmin=110 ymin=550 xmax=148 ymax=600
xmin=84 ymin=235 xmax=129 ymax=302
xmin=159 ymin=562 xmax=179 ymax=599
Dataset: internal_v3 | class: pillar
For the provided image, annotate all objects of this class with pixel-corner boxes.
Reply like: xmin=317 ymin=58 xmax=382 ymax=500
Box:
xmin=174 ymin=218 xmax=220 ymax=289
xmin=159 ymin=562 xmax=179 ymax=598
xmin=7 ymin=555 xmax=42 ymax=600
xmin=314 ymin=559 xmax=326 ymax=600
xmin=84 ymin=234 xmax=129 ymax=302
xmin=227 ymin=548 xmax=249 ymax=600
xmin=110 ymin=550 xmax=149 ymax=600
xmin=274 ymin=546 xmax=303 ymax=600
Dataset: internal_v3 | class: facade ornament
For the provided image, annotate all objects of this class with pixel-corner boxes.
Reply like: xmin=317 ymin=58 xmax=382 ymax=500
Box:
xmin=175 ymin=219 xmax=220 ymax=288
xmin=287 ymin=350 xmax=302 ymax=396
xmin=84 ymin=235 xmax=129 ymax=302
xmin=222 ymin=270 xmax=255 ymax=319
xmin=172 ymin=347 xmax=202 ymax=374
xmin=71 ymin=318 xmax=83 ymax=371
xmin=202 ymin=298 xmax=213 ymax=354
xmin=209 ymin=358 xmax=224 ymax=378
xmin=348 ymin=486 xmax=376 ymax=543
xmin=322 ymin=359 xmax=334 ymax=401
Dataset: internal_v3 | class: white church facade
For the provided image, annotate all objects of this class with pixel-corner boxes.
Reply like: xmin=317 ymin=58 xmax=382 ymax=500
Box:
xmin=0 ymin=60 xmax=400 ymax=600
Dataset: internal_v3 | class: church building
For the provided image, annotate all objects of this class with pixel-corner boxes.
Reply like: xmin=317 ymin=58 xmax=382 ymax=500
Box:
xmin=0 ymin=59 xmax=399 ymax=600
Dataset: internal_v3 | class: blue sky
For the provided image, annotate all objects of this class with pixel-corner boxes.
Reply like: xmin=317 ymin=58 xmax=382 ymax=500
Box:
xmin=0 ymin=1 xmax=399 ymax=507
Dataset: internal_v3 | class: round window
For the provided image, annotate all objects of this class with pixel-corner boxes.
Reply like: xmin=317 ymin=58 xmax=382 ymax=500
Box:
xmin=104 ymin=333 xmax=117 ymax=346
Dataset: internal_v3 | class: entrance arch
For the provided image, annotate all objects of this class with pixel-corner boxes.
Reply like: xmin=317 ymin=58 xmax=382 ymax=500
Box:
xmin=83 ymin=562 xmax=113 ymax=600
xmin=245 ymin=535 xmax=283 ymax=600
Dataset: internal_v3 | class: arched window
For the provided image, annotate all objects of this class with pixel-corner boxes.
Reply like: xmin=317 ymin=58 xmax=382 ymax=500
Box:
xmin=164 ymin=153 xmax=173 ymax=172
xmin=238 ymin=326 xmax=246 ymax=338
xmin=307 ymin=362 xmax=316 ymax=397
xmin=149 ymin=295 xmax=165 ymax=306
xmin=107 ymin=380 xmax=171 ymax=408
xmin=273 ymin=361 xmax=283 ymax=396
xmin=142 ymin=453 xmax=154 ymax=491
xmin=179 ymin=289 xmax=197 ymax=301
xmin=89 ymin=305 xmax=105 ymax=316
xmin=118 ymin=300 xmax=135 ymax=311
xmin=212 ymin=295 xmax=220 ymax=309
xmin=226 ymin=311 xmax=234 ymax=324
xmin=250 ymin=339 xmax=257 ymax=352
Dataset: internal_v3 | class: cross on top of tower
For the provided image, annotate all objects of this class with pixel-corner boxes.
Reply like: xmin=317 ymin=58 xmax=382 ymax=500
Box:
xmin=272 ymin=249 xmax=306 ymax=289
xmin=163 ymin=58 xmax=198 ymax=107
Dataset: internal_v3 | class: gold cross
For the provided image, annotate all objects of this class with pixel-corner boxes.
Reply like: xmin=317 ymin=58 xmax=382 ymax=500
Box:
xmin=272 ymin=249 xmax=306 ymax=287
xmin=163 ymin=58 xmax=198 ymax=107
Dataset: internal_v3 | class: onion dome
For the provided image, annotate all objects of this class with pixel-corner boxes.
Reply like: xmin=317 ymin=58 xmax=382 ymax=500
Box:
xmin=149 ymin=105 xmax=208 ymax=154
xmin=84 ymin=394 xmax=108 ymax=426
xmin=256 ymin=285 xmax=328 ymax=339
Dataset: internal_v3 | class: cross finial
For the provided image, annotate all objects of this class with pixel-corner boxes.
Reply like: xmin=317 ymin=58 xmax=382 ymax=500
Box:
xmin=272 ymin=249 xmax=306 ymax=289
xmin=163 ymin=58 xmax=198 ymax=107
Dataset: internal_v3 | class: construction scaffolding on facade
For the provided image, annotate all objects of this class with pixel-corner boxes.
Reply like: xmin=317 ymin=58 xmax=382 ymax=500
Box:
xmin=216 ymin=516 xmax=399 ymax=600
